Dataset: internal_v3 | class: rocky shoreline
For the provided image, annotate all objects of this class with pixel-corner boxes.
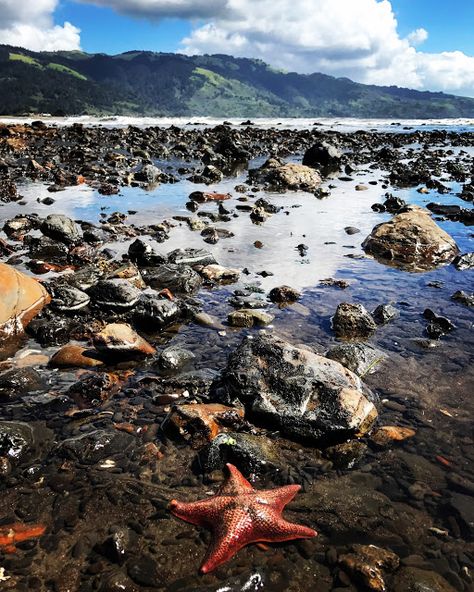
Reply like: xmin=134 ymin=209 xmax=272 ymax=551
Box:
xmin=0 ymin=121 xmax=473 ymax=591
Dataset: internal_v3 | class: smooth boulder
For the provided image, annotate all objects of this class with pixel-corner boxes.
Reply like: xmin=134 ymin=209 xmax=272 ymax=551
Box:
xmin=0 ymin=263 xmax=51 ymax=338
xmin=362 ymin=206 xmax=459 ymax=271
xmin=222 ymin=335 xmax=377 ymax=444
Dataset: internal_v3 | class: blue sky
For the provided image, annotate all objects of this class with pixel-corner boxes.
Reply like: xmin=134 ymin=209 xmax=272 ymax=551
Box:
xmin=1 ymin=0 xmax=473 ymax=96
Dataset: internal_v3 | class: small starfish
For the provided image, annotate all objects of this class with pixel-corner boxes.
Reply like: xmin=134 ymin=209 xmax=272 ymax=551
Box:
xmin=169 ymin=463 xmax=317 ymax=573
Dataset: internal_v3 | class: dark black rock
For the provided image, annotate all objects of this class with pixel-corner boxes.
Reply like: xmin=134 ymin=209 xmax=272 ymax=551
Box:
xmin=372 ymin=303 xmax=399 ymax=325
xmin=40 ymin=214 xmax=81 ymax=244
xmin=133 ymin=294 xmax=182 ymax=329
xmin=88 ymin=279 xmax=141 ymax=310
xmin=0 ymin=368 xmax=46 ymax=400
xmin=142 ymin=264 xmax=202 ymax=294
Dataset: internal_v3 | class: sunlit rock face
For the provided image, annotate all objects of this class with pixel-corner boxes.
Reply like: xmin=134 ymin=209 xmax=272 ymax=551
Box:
xmin=362 ymin=206 xmax=459 ymax=272
xmin=0 ymin=263 xmax=50 ymax=338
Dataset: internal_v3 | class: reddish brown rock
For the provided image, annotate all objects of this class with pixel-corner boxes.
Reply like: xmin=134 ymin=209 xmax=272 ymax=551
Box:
xmin=168 ymin=403 xmax=245 ymax=448
xmin=49 ymin=344 xmax=104 ymax=369
xmin=189 ymin=191 xmax=231 ymax=203
xmin=93 ymin=323 xmax=155 ymax=358
xmin=0 ymin=263 xmax=50 ymax=338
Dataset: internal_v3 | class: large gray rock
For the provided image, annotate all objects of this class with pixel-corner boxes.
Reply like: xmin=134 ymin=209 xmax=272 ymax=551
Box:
xmin=40 ymin=214 xmax=80 ymax=244
xmin=222 ymin=335 xmax=377 ymax=444
xmin=303 ymin=142 xmax=342 ymax=169
xmin=362 ymin=206 xmax=459 ymax=271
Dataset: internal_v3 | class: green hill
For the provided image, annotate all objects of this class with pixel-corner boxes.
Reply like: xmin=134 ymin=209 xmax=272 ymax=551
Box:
xmin=1 ymin=45 xmax=473 ymax=118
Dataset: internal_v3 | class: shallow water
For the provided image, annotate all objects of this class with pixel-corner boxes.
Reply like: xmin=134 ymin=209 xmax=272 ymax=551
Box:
xmin=0 ymin=132 xmax=473 ymax=591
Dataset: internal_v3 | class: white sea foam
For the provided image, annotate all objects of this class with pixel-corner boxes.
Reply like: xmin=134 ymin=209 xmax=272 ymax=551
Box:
xmin=0 ymin=115 xmax=473 ymax=132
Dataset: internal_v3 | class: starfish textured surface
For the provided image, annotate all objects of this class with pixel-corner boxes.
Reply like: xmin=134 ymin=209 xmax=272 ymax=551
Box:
xmin=169 ymin=463 xmax=317 ymax=573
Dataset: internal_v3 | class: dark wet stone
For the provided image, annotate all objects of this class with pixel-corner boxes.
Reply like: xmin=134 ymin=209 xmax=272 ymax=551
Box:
xmin=88 ymin=279 xmax=141 ymax=310
xmin=453 ymin=252 xmax=474 ymax=270
xmin=392 ymin=567 xmax=457 ymax=592
xmin=57 ymin=429 xmax=134 ymax=464
xmin=302 ymin=142 xmax=342 ymax=169
xmin=423 ymin=309 xmax=456 ymax=339
xmin=449 ymin=493 xmax=474 ymax=539
xmin=0 ymin=421 xmax=34 ymax=462
xmin=102 ymin=571 xmax=139 ymax=592
xmin=132 ymin=296 xmax=182 ymax=334
xmin=157 ymin=346 xmax=195 ymax=371
xmin=0 ymin=367 xmax=46 ymax=400
xmin=269 ymin=285 xmax=301 ymax=304
xmin=167 ymin=248 xmax=217 ymax=267
xmin=26 ymin=236 xmax=69 ymax=262
xmin=451 ymin=290 xmax=474 ymax=306
xmin=332 ymin=303 xmax=377 ymax=340
xmin=128 ymin=239 xmax=167 ymax=266
xmin=198 ymin=432 xmax=281 ymax=475
xmin=40 ymin=214 xmax=80 ymax=244
xmin=344 ymin=226 xmax=360 ymax=235
xmin=134 ymin=164 xmax=162 ymax=184
xmin=100 ymin=527 xmax=132 ymax=565
xmin=326 ymin=343 xmax=386 ymax=377
xmin=66 ymin=373 xmax=122 ymax=408
xmin=221 ymin=334 xmax=377 ymax=445
xmin=372 ymin=303 xmax=399 ymax=325
xmin=142 ymin=264 xmax=202 ymax=294
xmin=50 ymin=285 xmax=90 ymax=312
xmin=127 ymin=556 xmax=162 ymax=587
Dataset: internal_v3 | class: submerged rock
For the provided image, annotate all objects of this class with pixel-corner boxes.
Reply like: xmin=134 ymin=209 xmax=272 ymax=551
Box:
xmin=326 ymin=343 xmax=385 ymax=377
xmin=362 ymin=206 xmax=459 ymax=271
xmin=339 ymin=545 xmax=399 ymax=592
xmin=0 ymin=263 xmax=51 ymax=338
xmin=228 ymin=309 xmax=274 ymax=327
xmin=221 ymin=335 xmax=377 ymax=444
xmin=332 ymin=303 xmax=377 ymax=340
xmin=372 ymin=303 xmax=399 ymax=325
xmin=0 ymin=421 xmax=34 ymax=462
xmin=269 ymin=285 xmax=301 ymax=304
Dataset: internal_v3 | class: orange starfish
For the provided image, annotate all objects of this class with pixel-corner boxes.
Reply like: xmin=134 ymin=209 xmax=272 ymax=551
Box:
xmin=0 ymin=523 xmax=46 ymax=553
xmin=170 ymin=463 xmax=317 ymax=573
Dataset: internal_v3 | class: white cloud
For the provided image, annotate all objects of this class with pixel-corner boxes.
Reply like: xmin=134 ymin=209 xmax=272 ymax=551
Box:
xmin=76 ymin=0 xmax=228 ymax=19
xmin=0 ymin=0 xmax=81 ymax=52
xmin=407 ymin=28 xmax=428 ymax=46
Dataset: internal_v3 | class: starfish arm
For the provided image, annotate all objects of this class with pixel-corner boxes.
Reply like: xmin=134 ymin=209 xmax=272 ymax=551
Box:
xmin=200 ymin=507 xmax=254 ymax=573
xmin=256 ymin=484 xmax=302 ymax=513
xmin=250 ymin=506 xmax=317 ymax=542
xmin=169 ymin=496 xmax=228 ymax=528
xmin=218 ymin=463 xmax=254 ymax=495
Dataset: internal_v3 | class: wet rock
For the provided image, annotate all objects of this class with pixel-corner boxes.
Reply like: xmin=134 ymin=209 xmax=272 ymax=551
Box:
xmin=128 ymin=239 xmax=166 ymax=267
xmin=189 ymin=191 xmax=231 ymax=203
xmin=228 ymin=309 xmax=274 ymax=327
xmin=50 ymin=285 xmax=90 ymax=312
xmin=107 ymin=263 xmax=146 ymax=289
xmin=100 ymin=527 xmax=132 ymax=566
xmin=370 ymin=426 xmax=416 ymax=447
xmin=451 ymin=290 xmax=474 ymax=306
xmin=167 ymin=248 xmax=217 ymax=267
xmin=93 ymin=324 xmax=155 ymax=358
xmin=198 ymin=432 xmax=281 ymax=474
xmin=250 ymin=158 xmax=322 ymax=192
xmin=49 ymin=344 xmax=104 ymax=368
xmin=453 ymin=252 xmax=474 ymax=270
xmin=0 ymin=421 xmax=34 ymax=462
xmin=323 ymin=440 xmax=368 ymax=469
xmin=133 ymin=295 xmax=181 ymax=330
xmin=201 ymin=227 xmax=220 ymax=244
xmin=0 ymin=263 xmax=51 ymax=338
xmin=88 ymin=279 xmax=141 ymax=310
xmin=167 ymin=404 xmax=244 ymax=448
xmin=319 ymin=278 xmax=349 ymax=289
xmin=392 ymin=567 xmax=457 ymax=592
xmin=127 ymin=556 xmax=162 ymax=588
xmin=332 ymin=303 xmax=377 ymax=340
xmin=302 ymin=142 xmax=342 ymax=169
xmin=269 ymin=285 xmax=301 ymax=304
xmin=222 ymin=335 xmax=377 ymax=444
xmin=339 ymin=545 xmax=399 ymax=592
xmin=134 ymin=164 xmax=162 ymax=184
xmin=345 ymin=226 xmax=360 ymax=235
xmin=326 ymin=343 xmax=385 ymax=377
xmin=26 ymin=235 xmax=70 ymax=262
xmin=67 ymin=372 xmax=122 ymax=408
xmin=449 ymin=493 xmax=474 ymax=539
xmin=198 ymin=264 xmax=240 ymax=283
xmin=3 ymin=215 xmax=34 ymax=239
xmin=362 ymin=206 xmax=459 ymax=271
xmin=40 ymin=214 xmax=80 ymax=245
xmin=0 ymin=367 xmax=45 ymax=400
xmin=157 ymin=346 xmax=195 ymax=371
xmin=58 ymin=429 xmax=134 ymax=464
xmin=427 ymin=202 xmax=474 ymax=225
xmin=142 ymin=263 xmax=202 ymax=295
xmin=372 ymin=303 xmax=399 ymax=325
xmin=423 ymin=309 xmax=456 ymax=339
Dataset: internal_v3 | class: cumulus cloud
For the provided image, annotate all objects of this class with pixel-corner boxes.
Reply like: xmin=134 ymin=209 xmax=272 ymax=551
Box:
xmin=0 ymin=0 xmax=80 ymax=51
xmin=77 ymin=0 xmax=228 ymax=19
